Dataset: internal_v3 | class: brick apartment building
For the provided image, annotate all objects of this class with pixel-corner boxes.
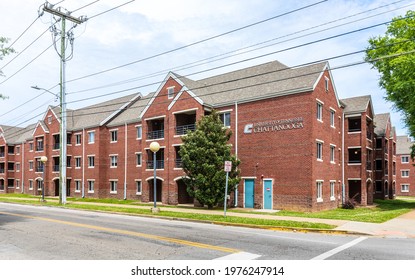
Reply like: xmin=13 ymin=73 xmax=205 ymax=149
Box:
xmin=396 ymin=135 xmax=415 ymax=196
xmin=0 ymin=59 xmax=405 ymax=211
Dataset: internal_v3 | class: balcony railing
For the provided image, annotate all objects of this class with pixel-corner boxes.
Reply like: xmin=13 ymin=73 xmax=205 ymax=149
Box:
xmin=175 ymin=124 xmax=196 ymax=135
xmin=53 ymin=143 xmax=60 ymax=149
xmin=366 ymin=161 xmax=372 ymax=170
xmin=146 ymin=160 xmax=164 ymax=169
xmin=36 ymin=166 xmax=44 ymax=172
xmin=0 ymin=152 xmax=4 ymax=157
xmin=175 ymin=158 xmax=183 ymax=168
xmin=53 ymin=165 xmax=60 ymax=172
xmin=147 ymin=130 xmax=164 ymax=140
xmin=36 ymin=145 xmax=44 ymax=152
xmin=0 ymin=168 xmax=4 ymax=174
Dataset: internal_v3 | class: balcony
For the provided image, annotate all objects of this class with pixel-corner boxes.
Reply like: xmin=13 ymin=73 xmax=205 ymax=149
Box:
xmin=175 ymin=158 xmax=183 ymax=168
xmin=36 ymin=166 xmax=44 ymax=172
xmin=146 ymin=160 xmax=164 ymax=169
xmin=176 ymin=124 xmax=196 ymax=135
xmin=0 ymin=168 xmax=4 ymax=174
xmin=53 ymin=143 xmax=60 ymax=150
xmin=53 ymin=165 xmax=60 ymax=172
xmin=0 ymin=152 xmax=4 ymax=157
xmin=36 ymin=145 xmax=44 ymax=152
xmin=147 ymin=130 xmax=164 ymax=140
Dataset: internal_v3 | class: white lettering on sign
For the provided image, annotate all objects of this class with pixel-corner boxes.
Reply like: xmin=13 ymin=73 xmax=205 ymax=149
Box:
xmin=244 ymin=117 xmax=304 ymax=134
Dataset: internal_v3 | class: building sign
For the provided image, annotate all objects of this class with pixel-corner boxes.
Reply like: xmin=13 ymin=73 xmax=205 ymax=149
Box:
xmin=244 ymin=117 xmax=304 ymax=134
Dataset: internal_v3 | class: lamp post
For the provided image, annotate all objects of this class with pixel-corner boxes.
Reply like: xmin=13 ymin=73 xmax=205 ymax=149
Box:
xmin=149 ymin=141 xmax=160 ymax=213
xmin=40 ymin=156 xmax=48 ymax=202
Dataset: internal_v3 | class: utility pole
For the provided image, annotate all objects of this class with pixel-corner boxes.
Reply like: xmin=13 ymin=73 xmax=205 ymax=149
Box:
xmin=41 ymin=2 xmax=87 ymax=204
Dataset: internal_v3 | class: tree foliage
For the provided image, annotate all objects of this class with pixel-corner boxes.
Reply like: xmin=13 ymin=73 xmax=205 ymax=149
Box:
xmin=179 ymin=111 xmax=240 ymax=209
xmin=365 ymin=11 xmax=415 ymax=139
xmin=1 ymin=36 xmax=15 ymax=99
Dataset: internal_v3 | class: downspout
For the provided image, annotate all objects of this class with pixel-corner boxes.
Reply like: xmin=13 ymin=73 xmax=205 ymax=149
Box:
xmin=234 ymin=101 xmax=238 ymax=207
xmin=21 ymin=142 xmax=25 ymax=193
xmin=124 ymin=122 xmax=127 ymax=200
xmin=342 ymin=112 xmax=345 ymax=204
xmin=82 ymin=128 xmax=85 ymax=198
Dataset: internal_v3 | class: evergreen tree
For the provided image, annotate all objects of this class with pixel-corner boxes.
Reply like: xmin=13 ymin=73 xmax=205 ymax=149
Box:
xmin=179 ymin=111 xmax=240 ymax=209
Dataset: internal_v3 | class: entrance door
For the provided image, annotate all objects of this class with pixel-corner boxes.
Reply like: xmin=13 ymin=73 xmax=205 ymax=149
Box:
xmin=263 ymin=179 xmax=272 ymax=210
xmin=244 ymin=179 xmax=254 ymax=208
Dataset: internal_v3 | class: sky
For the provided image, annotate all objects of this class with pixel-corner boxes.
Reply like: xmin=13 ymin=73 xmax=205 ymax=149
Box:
xmin=0 ymin=0 xmax=413 ymax=136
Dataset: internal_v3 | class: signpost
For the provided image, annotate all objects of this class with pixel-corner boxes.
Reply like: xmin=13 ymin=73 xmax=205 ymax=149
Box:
xmin=224 ymin=161 xmax=232 ymax=217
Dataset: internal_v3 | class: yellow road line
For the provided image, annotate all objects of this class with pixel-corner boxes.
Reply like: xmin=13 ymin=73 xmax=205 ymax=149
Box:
xmin=0 ymin=211 xmax=239 ymax=254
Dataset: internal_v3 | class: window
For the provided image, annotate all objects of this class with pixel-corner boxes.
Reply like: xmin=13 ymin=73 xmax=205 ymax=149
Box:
xmin=48 ymin=116 xmax=52 ymax=124
xmin=348 ymin=118 xmax=361 ymax=132
xmin=110 ymin=130 xmax=118 ymax=142
xmin=16 ymin=146 xmax=20 ymax=154
xmin=330 ymin=110 xmax=335 ymax=127
xmin=375 ymin=181 xmax=382 ymax=193
xmin=316 ymin=181 xmax=323 ymax=202
xmin=375 ymin=159 xmax=382 ymax=170
xmin=29 ymin=161 xmax=34 ymax=170
xmin=401 ymin=184 xmax=409 ymax=193
xmin=16 ymin=163 xmax=20 ymax=172
xmin=136 ymin=153 xmax=142 ymax=166
xmin=401 ymin=170 xmax=409 ymax=177
xmin=330 ymin=145 xmax=335 ymax=163
xmin=88 ymin=156 xmax=95 ymax=168
xmin=136 ymin=126 xmax=142 ymax=139
xmin=75 ymin=181 xmax=81 ymax=192
xmin=67 ymin=156 xmax=72 ymax=168
xmin=330 ymin=181 xmax=335 ymax=200
xmin=37 ymin=180 xmax=42 ymax=191
xmin=324 ymin=76 xmax=329 ymax=92
xmin=316 ymin=102 xmax=323 ymax=121
xmin=29 ymin=180 xmax=33 ymax=190
xmin=167 ymin=87 xmax=175 ymax=99
xmin=88 ymin=131 xmax=95 ymax=143
xmin=348 ymin=148 xmax=361 ymax=163
xmin=75 ymin=134 xmax=82 ymax=145
xmin=316 ymin=141 xmax=323 ymax=160
xmin=110 ymin=155 xmax=118 ymax=167
xmin=88 ymin=180 xmax=95 ymax=193
xmin=402 ymin=156 xmax=409 ymax=163
xmin=220 ymin=112 xmax=231 ymax=127
xmin=29 ymin=142 xmax=34 ymax=151
xmin=75 ymin=157 xmax=81 ymax=168
xmin=136 ymin=180 xmax=142 ymax=195
xmin=110 ymin=181 xmax=117 ymax=194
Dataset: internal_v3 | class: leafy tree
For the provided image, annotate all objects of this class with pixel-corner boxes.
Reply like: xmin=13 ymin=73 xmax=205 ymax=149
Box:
xmin=1 ymin=36 xmax=15 ymax=99
xmin=179 ymin=111 xmax=240 ymax=209
xmin=365 ymin=11 xmax=415 ymax=141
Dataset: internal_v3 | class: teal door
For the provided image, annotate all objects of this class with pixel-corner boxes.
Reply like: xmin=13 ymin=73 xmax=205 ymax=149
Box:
xmin=263 ymin=179 xmax=272 ymax=209
xmin=244 ymin=179 xmax=254 ymax=208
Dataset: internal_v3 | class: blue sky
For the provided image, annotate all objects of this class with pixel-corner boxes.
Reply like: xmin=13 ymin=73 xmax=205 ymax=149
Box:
xmin=0 ymin=0 xmax=413 ymax=135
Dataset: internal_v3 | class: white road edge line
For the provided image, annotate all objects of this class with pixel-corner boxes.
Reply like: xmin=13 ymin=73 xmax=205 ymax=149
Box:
xmin=311 ymin=236 xmax=368 ymax=260
xmin=214 ymin=252 xmax=261 ymax=260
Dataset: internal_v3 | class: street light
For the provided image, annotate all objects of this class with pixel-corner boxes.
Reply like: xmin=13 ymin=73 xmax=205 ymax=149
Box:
xmin=149 ymin=141 xmax=160 ymax=213
xmin=40 ymin=156 xmax=48 ymax=202
xmin=31 ymin=86 xmax=59 ymax=101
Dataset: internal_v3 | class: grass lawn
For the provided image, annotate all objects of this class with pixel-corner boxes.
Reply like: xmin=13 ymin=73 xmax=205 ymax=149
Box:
xmin=272 ymin=199 xmax=415 ymax=223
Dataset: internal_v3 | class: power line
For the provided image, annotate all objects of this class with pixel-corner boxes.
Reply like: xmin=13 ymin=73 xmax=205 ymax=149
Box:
xmin=87 ymin=0 xmax=135 ymax=20
xmin=71 ymin=0 xmax=100 ymax=13
xmin=66 ymin=0 xmax=328 ymax=84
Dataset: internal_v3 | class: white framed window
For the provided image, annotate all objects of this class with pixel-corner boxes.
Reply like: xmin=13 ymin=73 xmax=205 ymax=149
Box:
xmin=324 ymin=76 xmax=329 ymax=92
xmin=401 ymin=170 xmax=409 ymax=177
xmin=48 ymin=116 xmax=52 ymax=124
xmin=316 ymin=141 xmax=323 ymax=161
xmin=75 ymin=134 xmax=82 ymax=145
xmin=316 ymin=102 xmax=323 ymax=122
xmin=37 ymin=180 xmax=42 ymax=191
xmin=88 ymin=180 xmax=95 ymax=193
xmin=16 ymin=180 xmax=20 ymax=189
xmin=136 ymin=180 xmax=142 ymax=195
xmin=401 ymin=156 xmax=409 ymax=163
xmin=316 ymin=181 xmax=323 ymax=202
xmin=330 ymin=181 xmax=335 ymax=200
xmin=167 ymin=86 xmax=175 ymax=99
xmin=88 ymin=156 xmax=95 ymax=168
xmin=401 ymin=184 xmax=409 ymax=193
xmin=75 ymin=180 xmax=81 ymax=192
xmin=110 ymin=155 xmax=118 ymax=168
xmin=75 ymin=157 xmax=81 ymax=168
xmin=136 ymin=125 xmax=142 ymax=139
xmin=29 ymin=161 xmax=33 ymax=171
xmin=88 ymin=131 xmax=95 ymax=144
xmin=136 ymin=153 xmax=142 ymax=166
xmin=219 ymin=111 xmax=231 ymax=127
xmin=330 ymin=110 xmax=335 ymax=127
xmin=110 ymin=130 xmax=118 ymax=143
xmin=330 ymin=145 xmax=335 ymax=163
xmin=29 ymin=142 xmax=34 ymax=151
xmin=110 ymin=180 xmax=117 ymax=194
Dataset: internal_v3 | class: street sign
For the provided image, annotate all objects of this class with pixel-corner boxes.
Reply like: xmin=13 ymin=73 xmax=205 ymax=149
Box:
xmin=224 ymin=161 xmax=232 ymax=172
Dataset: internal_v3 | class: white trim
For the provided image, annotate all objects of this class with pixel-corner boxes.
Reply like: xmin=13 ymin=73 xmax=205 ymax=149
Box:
xmin=145 ymin=176 xmax=165 ymax=182
xmin=173 ymin=176 xmax=188 ymax=181
xmin=172 ymin=108 xmax=199 ymax=115
xmin=100 ymin=93 xmax=142 ymax=126
xmin=168 ymin=86 xmax=204 ymax=111
xmin=262 ymin=178 xmax=273 ymax=210
xmin=144 ymin=115 xmax=166 ymax=121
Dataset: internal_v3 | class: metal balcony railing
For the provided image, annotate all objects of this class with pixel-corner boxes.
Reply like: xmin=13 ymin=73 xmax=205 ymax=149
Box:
xmin=53 ymin=165 xmax=60 ymax=172
xmin=0 ymin=169 xmax=4 ymax=174
xmin=0 ymin=152 xmax=4 ymax=157
xmin=53 ymin=143 xmax=60 ymax=149
xmin=147 ymin=130 xmax=164 ymax=140
xmin=175 ymin=158 xmax=183 ymax=168
xmin=175 ymin=124 xmax=196 ymax=135
xmin=36 ymin=166 xmax=44 ymax=172
xmin=146 ymin=160 xmax=164 ymax=169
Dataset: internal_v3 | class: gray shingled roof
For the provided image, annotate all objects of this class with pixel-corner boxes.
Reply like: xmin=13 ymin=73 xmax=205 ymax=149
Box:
xmin=0 ymin=123 xmax=36 ymax=144
xmin=374 ymin=113 xmax=390 ymax=136
xmin=396 ymin=135 xmax=414 ymax=155
xmin=341 ymin=95 xmax=371 ymax=114
xmin=107 ymin=93 xmax=152 ymax=126
xmin=178 ymin=60 xmax=327 ymax=106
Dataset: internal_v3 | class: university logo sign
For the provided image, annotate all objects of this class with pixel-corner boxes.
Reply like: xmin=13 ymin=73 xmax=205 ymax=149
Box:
xmin=244 ymin=117 xmax=304 ymax=134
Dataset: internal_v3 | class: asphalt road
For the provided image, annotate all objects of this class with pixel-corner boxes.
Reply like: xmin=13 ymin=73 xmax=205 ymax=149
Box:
xmin=0 ymin=203 xmax=414 ymax=260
